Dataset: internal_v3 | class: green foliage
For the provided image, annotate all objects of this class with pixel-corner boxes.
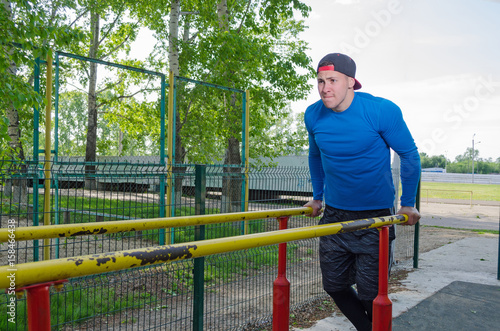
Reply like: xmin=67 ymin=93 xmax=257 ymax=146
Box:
xmin=139 ymin=0 xmax=314 ymax=163
xmin=0 ymin=281 xmax=156 ymax=329
xmin=423 ymin=225 xmax=499 ymax=235
xmin=58 ymin=91 xmax=88 ymax=156
xmin=57 ymin=89 xmax=157 ymax=157
xmin=419 ymin=152 xmax=447 ymax=169
xmin=3 ymin=0 xmax=313 ymax=163
xmin=0 ymin=0 xmax=84 ymax=158
xmin=420 ymin=151 xmax=500 ymax=174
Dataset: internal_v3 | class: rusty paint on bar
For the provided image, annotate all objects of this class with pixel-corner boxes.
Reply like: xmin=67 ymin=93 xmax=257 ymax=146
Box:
xmin=0 ymin=215 xmax=407 ymax=289
xmin=0 ymin=208 xmax=312 ymax=242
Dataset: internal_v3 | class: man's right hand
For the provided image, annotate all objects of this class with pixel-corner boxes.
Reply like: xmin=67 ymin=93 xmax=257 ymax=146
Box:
xmin=304 ymin=199 xmax=323 ymax=217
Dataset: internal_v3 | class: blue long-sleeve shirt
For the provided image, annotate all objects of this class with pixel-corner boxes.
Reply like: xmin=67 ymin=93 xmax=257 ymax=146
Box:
xmin=304 ymin=92 xmax=421 ymax=211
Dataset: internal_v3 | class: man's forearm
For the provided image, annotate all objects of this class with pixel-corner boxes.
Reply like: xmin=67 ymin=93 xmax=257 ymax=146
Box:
xmin=400 ymin=151 xmax=421 ymax=206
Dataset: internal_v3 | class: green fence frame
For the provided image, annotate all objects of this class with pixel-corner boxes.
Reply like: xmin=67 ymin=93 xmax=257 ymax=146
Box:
xmin=32 ymin=52 xmax=169 ymax=255
xmin=32 ymin=52 xmax=250 ymax=250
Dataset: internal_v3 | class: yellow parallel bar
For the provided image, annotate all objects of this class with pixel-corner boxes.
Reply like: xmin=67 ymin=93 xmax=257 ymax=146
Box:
xmin=0 ymin=215 xmax=407 ymax=289
xmin=0 ymin=208 xmax=312 ymax=242
xmin=43 ymin=53 xmax=53 ymax=261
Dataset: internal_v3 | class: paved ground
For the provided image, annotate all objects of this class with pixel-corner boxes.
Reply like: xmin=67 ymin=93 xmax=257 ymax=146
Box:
xmin=420 ymin=199 xmax=499 ymax=231
xmin=293 ymin=236 xmax=499 ymax=331
xmin=293 ymin=201 xmax=500 ymax=331
xmin=392 ymin=280 xmax=500 ymax=330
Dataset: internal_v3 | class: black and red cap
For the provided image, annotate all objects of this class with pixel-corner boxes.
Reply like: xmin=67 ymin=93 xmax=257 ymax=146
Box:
xmin=317 ymin=53 xmax=362 ymax=90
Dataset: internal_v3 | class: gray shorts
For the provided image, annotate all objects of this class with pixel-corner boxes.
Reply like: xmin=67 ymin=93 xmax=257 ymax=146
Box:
xmin=319 ymin=205 xmax=395 ymax=300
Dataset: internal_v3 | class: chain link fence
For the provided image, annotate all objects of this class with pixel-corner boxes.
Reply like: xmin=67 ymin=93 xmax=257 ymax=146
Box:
xmin=1 ymin=159 xmax=414 ymax=330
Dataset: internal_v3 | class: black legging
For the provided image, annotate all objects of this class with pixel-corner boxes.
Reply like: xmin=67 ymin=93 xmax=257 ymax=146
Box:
xmin=327 ymin=287 xmax=372 ymax=331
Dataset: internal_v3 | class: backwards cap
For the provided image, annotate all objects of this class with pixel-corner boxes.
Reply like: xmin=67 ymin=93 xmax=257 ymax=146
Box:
xmin=317 ymin=53 xmax=362 ymax=90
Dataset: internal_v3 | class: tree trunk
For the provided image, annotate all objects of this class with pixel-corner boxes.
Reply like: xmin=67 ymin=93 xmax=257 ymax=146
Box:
xmin=3 ymin=0 xmax=27 ymax=204
xmin=217 ymin=0 xmax=229 ymax=30
xmin=85 ymin=10 xmax=100 ymax=190
xmin=118 ymin=129 xmax=123 ymax=156
xmin=169 ymin=0 xmax=180 ymax=76
xmin=221 ymin=91 xmax=243 ymax=213
xmin=221 ymin=136 xmax=242 ymax=213
xmin=218 ymin=0 xmax=242 ymax=213
xmin=168 ymin=0 xmax=187 ymax=211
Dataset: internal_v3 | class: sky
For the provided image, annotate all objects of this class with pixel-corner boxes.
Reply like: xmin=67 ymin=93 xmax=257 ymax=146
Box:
xmin=292 ymin=0 xmax=500 ymax=161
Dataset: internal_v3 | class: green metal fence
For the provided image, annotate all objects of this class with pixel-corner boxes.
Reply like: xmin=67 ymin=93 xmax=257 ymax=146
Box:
xmin=0 ymin=159 xmax=414 ymax=330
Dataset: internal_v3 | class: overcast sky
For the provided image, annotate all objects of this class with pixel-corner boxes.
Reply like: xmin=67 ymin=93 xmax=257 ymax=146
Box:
xmin=294 ymin=0 xmax=500 ymax=161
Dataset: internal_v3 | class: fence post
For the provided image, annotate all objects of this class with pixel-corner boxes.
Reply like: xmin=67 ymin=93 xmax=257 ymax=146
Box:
xmin=413 ymin=178 xmax=421 ymax=269
xmin=193 ymin=165 xmax=206 ymax=331
xmin=33 ymin=57 xmax=41 ymax=262
xmin=273 ymin=216 xmax=290 ymax=331
xmin=497 ymin=213 xmax=500 ymax=280
xmin=373 ymin=225 xmax=392 ymax=331
xmin=19 ymin=280 xmax=66 ymax=331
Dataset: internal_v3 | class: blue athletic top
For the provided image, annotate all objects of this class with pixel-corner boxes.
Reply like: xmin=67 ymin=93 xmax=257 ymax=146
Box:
xmin=304 ymin=92 xmax=421 ymax=211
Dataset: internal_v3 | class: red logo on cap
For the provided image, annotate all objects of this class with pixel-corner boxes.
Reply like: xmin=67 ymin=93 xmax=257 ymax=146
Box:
xmin=318 ymin=65 xmax=335 ymax=72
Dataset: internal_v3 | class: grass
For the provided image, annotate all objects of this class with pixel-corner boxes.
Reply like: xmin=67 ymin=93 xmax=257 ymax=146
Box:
xmin=0 ymin=280 xmax=156 ymax=330
xmin=419 ymin=182 xmax=500 ymax=201
xmin=202 ymin=243 xmax=299 ymax=283
xmin=111 ymin=213 xmax=264 ymax=245
xmin=1 ymin=193 xmax=164 ymax=223
xmin=422 ymin=225 xmax=499 ymax=235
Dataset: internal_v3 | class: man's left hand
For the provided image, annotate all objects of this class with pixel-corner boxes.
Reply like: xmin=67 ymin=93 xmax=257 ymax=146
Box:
xmin=397 ymin=206 xmax=421 ymax=225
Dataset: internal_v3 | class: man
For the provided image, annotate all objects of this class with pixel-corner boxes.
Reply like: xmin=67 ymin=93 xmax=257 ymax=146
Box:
xmin=304 ymin=53 xmax=421 ymax=331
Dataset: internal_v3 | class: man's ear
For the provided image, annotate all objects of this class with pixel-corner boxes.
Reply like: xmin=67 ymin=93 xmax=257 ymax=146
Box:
xmin=348 ymin=77 xmax=355 ymax=89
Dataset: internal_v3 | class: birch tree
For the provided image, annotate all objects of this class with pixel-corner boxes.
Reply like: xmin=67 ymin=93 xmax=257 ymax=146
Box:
xmin=1 ymin=0 xmax=81 ymax=202
xmin=140 ymin=0 xmax=313 ymax=211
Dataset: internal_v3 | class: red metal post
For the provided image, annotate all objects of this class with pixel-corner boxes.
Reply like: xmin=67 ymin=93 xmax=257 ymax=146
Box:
xmin=26 ymin=283 xmax=51 ymax=331
xmin=273 ymin=216 xmax=290 ymax=331
xmin=17 ymin=280 xmax=66 ymax=331
xmin=373 ymin=225 xmax=392 ymax=331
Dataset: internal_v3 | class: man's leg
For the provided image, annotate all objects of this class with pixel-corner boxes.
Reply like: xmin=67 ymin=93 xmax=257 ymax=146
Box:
xmin=327 ymin=287 xmax=372 ymax=331
xmin=361 ymin=299 xmax=373 ymax=321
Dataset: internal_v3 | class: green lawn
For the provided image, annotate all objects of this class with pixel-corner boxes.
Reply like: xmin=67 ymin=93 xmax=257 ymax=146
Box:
xmin=419 ymin=182 xmax=499 ymax=201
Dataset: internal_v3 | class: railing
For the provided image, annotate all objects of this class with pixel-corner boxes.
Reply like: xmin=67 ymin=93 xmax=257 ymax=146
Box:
xmin=1 ymin=208 xmax=407 ymax=331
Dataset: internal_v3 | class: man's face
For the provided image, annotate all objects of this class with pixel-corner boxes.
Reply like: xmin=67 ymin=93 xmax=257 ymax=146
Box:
xmin=317 ymin=70 xmax=354 ymax=112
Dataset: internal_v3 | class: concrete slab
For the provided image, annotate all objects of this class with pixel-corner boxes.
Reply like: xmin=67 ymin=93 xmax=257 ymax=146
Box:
xmin=293 ymin=236 xmax=500 ymax=331
xmin=393 ymin=281 xmax=500 ymax=330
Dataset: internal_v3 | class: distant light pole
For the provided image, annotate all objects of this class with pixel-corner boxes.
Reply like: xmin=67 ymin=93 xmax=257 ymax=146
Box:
xmin=471 ymin=134 xmax=481 ymax=183
xmin=444 ymin=150 xmax=448 ymax=172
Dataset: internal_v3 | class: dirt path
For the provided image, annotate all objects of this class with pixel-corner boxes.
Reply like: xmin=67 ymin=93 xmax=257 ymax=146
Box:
xmin=419 ymin=200 xmax=499 ymax=231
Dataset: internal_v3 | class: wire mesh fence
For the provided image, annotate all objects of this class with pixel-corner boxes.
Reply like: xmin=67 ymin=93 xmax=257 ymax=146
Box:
xmin=0 ymin=159 xmax=414 ymax=330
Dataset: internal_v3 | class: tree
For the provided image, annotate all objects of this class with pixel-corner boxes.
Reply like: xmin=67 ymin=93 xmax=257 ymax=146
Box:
xmin=58 ymin=91 xmax=88 ymax=156
xmin=141 ymin=0 xmax=313 ymax=211
xmin=419 ymin=153 xmax=447 ymax=169
xmin=62 ymin=0 xmax=149 ymax=188
xmin=3 ymin=1 xmax=315 ymax=205
xmin=58 ymin=90 xmax=150 ymax=157
xmin=440 ymin=147 xmax=499 ymax=174
xmin=1 ymin=0 xmax=82 ymax=158
xmin=455 ymin=147 xmax=479 ymax=163
xmin=1 ymin=0 xmax=81 ymax=202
